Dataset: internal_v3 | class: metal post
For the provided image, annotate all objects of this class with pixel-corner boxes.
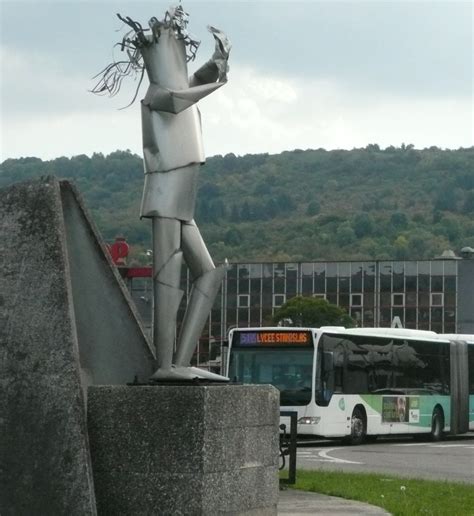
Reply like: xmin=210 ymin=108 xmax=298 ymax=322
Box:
xmin=279 ymin=410 xmax=297 ymax=485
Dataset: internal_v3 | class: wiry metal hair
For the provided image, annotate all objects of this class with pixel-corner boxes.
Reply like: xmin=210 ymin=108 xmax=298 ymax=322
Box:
xmin=163 ymin=5 xmax=201 ymax=61
xmin=90 ymin=48 xmax=144 ymax=108
xmin=91 ymin=7 xmax=200 ymax=108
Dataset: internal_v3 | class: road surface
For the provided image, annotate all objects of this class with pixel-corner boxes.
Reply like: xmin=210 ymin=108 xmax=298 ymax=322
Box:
xmin=294 ymin=434 xmax=474 ymax=484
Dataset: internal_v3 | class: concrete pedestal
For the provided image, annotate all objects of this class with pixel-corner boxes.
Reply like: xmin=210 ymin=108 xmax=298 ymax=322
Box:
xmin=87 ymin=385 xmax=279 ymax=516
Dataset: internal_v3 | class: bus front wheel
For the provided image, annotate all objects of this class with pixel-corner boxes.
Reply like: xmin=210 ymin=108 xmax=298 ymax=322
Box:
xmin=345 ymin=407 xmax=366 ymax=445
xmin=430 ymin=408 xmax=444 ymax=441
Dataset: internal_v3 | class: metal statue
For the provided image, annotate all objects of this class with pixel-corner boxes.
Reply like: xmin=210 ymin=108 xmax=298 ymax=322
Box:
xmin=93 ymin=5 xmax=230 ymax=381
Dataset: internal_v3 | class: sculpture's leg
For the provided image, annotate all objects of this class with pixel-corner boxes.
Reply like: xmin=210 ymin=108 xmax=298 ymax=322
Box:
xmin=150 ymin=217 xmax=184 ymax=379
xmin=174 ymin=220 xmax=228 ymax=381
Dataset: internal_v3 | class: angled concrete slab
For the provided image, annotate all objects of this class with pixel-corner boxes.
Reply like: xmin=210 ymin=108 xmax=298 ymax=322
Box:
xmin=60 ymin=181 xmax=155 ymax=387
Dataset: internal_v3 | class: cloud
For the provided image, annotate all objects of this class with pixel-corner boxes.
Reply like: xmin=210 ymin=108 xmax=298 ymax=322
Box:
xmin=0 ymin=44 xmax=139 ymax=119
xmin=1 ymin=2 xmax=471 ymax=162
xmin=1 ymin=61 xmax=472 ymax=162
xmin=199 ymin=66 xmax=473 ymax=156
xmin=1 ymin=109 xmax=142 ymax=161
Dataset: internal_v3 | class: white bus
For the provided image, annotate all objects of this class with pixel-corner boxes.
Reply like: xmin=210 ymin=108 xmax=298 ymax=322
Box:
xmin=226 ymin=327 xmax=474 ymax=444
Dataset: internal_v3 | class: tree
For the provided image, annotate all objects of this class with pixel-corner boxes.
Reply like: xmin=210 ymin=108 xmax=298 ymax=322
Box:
xmin=365 ymin=143 xmax=380 ymax=152
xmin=462 ymin=191 xmax=474 ymax=213
xmin=390 ymin=211 xmax=408 ymax=229
xmin=438 ymin=216 xmax=461 ymax=241
xmin=306 ymin=200 xmax=321 ymax=216
xmin=434 ymin=188 xmax=457 ymax=212
xmin=336 ymin=223 xmax=356 ymax=246
xmin=352 ymin=212 xmax=374 ymax=238
xmin=272 ymin=296 xmax=355 ymax=328
xmin=393 ymin=235 xmax=409 ymax=259
xmin=407 ymin=233 xmax=430 ymax=258
xmin=224 ymin=227 xmax=242 ymax=246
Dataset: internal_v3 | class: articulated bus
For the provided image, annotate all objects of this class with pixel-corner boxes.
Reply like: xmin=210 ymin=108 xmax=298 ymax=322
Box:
xmin=226 ymin=327 xmax=474 ymax=444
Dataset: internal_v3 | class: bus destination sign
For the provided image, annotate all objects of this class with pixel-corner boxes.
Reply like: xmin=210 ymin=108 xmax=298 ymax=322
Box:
xmin=234 ymin=331 xmax=311 ymax=347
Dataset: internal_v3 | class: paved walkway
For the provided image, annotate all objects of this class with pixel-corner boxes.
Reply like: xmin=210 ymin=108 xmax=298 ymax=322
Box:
xmin=278 ymin=488 xmax=391 ymax=515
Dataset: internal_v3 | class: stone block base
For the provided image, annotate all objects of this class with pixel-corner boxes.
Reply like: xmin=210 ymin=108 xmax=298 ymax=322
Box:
xmin=87 ymin=385 xmax=279 ymax=515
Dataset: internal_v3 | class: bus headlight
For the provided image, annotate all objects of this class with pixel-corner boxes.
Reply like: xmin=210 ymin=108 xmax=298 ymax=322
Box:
xmin=298 ymin=416 xmax=320 ymax=425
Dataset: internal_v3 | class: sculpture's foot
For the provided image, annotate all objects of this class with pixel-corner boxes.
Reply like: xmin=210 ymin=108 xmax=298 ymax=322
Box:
xmin=150 ymin=366 xmax=199 ymax=381
xmin=150 ymin=365 xmax=229 ymax=382
xmin=186 ymin=366 xmax=229 ymax=382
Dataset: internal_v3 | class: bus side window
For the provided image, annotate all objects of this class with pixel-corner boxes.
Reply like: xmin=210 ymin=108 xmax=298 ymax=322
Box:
xmin=468 ymin=345 xmax=474 ymax=394
xmin=323 ymin=351 xmax=335 ymax=400
xmin=334 ymin=365 xmax=343 ymax=392
xmin=316 ymin=350 xmax=335 ymax=405
xmin=323 ymin=351 xmax=334 ymax=376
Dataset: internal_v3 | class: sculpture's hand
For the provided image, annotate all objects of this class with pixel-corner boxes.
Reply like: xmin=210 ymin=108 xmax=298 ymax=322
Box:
xmin=208 ymin=26 xmax=231 ymax=82
xmin=208 ymin=26 xmax=231 ymax=60
xmin=189 ymin=27 xmax=231 ymax=87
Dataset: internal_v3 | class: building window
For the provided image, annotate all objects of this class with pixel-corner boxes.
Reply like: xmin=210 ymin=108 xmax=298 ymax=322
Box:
xmin=351 ymin=293 xmax=363 ymax=307
xmin=431 ymin=293 xmax=444 ymax=307
xmin=238 ymin=294 xmax=250 ymax=308
xmin=312 ymin=293 xmax=326 ymax=300
xmin=392 ymin=293 xmax=405 ymax=306
xmin=273 ymin=294 xmax=286 ymax=308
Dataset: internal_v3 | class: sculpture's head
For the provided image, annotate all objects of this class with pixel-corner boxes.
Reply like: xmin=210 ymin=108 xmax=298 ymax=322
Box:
xmin=91 ymin=5 xmax=200 ymax=106
xmin=147 ymin=5 xmax=200 ymax=61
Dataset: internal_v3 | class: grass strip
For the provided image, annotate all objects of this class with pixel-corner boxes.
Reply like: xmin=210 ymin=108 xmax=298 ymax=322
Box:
xmin=292 ymin=470 xmax=474 ymax=516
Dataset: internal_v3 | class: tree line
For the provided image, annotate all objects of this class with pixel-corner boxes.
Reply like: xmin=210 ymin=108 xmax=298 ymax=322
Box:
xmin=1 ymin=145 xmax=473 ymax=264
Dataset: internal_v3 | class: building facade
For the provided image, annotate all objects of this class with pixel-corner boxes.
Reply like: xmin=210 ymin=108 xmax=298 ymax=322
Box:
xmin=123 ymin=257 xmax=474 ymax=370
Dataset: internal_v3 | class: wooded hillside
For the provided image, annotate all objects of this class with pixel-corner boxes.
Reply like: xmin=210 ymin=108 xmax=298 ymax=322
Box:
xmin=1 ymin=145 xmax=473 ymax=263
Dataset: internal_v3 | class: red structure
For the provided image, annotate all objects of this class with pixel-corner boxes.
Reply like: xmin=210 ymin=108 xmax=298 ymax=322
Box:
xmin=124 ymin=267 xmax=152 ymax=278
xmin=107 ymin=237 xmax=130 ymax=266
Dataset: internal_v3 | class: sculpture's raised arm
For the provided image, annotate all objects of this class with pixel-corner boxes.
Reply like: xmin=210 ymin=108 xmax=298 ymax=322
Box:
xmin=189 ymin=26 xmax=231 ymax=86
xmin=142 ymin=25 xmax=231 ymax=114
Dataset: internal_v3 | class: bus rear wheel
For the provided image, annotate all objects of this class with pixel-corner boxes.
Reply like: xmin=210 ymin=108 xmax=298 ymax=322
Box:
xmin=430 ymin=408 xmax=444 ymax=441
xmin=345 ymin=407 xmax=366 ymax=445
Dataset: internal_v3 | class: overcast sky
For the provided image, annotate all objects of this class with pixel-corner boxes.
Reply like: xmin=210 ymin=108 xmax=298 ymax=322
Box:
xmin=1 ymin=0 xmax=472 ymax=161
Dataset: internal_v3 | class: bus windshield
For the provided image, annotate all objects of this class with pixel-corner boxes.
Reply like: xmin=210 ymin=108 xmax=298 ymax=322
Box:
xmin=228 ymin=347 xmax=313 ymax=405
